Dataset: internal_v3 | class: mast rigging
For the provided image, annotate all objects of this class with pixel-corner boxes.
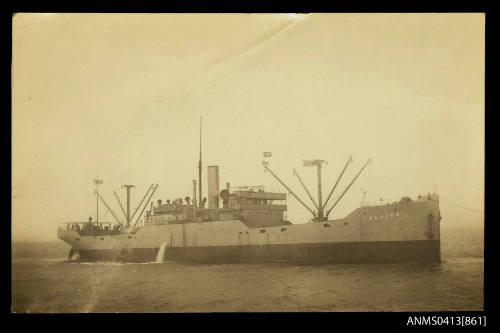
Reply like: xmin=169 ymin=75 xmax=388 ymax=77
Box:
xmin=130 ymin=184 xmax=154 ymax=222
xmin=133 ymin=184 xmax=158 ymax=228
xmin=322 ymin=156 xmax=353 ymax=211
xmin=96 ymin=191 xmax=123 ymax=225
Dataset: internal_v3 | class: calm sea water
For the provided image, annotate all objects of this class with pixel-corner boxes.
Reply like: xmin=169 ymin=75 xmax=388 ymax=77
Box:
xmin=11 ymin=226 xmax=483 ymax=313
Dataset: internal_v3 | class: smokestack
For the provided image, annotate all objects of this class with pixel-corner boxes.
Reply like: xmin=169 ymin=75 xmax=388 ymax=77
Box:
xmin=207 ymin=166 xmax=220 ymax=209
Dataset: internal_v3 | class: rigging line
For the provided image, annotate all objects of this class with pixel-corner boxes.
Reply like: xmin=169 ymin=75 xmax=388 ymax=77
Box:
xmin=440 ymin=201 xmax=484 ymax=214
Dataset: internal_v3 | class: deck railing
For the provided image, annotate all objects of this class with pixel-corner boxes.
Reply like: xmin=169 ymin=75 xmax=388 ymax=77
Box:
xmin=57 ymin=222 xmax=120 ymax=236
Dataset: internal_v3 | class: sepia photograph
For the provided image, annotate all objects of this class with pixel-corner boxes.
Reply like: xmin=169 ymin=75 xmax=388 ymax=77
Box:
xmin=11 ymin=13 xmax=484 ymax=313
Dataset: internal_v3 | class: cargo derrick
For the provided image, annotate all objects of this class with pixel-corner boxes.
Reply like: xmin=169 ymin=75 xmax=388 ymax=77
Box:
xmin=263 ymin=156 xmax=371 ymax=222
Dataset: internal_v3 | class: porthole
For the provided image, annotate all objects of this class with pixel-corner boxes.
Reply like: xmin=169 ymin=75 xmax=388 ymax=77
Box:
xmin=323 ymin=223 xmax=330 ymax=228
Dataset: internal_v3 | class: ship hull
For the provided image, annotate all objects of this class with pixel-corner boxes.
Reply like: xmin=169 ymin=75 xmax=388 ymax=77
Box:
xmin=76 ymin=239 xmax=440 ymax=264
xmin=60 ymin=194 xmax=441 ymax=264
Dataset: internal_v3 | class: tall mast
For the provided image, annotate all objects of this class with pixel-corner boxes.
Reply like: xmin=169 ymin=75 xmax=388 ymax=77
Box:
xmin=192 ymin=179 xmax=197 ymax=218
xmin=93 ymin=178 xmax=103 ymax=223
xmin=198 ymin=116 xmax=202 ymax=208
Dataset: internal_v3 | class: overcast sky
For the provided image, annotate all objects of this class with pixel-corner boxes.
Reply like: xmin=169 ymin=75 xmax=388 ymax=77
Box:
xmin=12 ymin=13 xmax=484 ymax=241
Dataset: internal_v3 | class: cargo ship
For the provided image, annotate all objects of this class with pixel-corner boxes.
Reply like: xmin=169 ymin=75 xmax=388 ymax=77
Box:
xmin=57 ymin=124 xmax=441 ymax=264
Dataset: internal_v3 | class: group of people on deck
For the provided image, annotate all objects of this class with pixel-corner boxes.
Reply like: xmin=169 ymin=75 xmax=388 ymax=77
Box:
xmin=62 ymin=217 xmax=121 ymax=235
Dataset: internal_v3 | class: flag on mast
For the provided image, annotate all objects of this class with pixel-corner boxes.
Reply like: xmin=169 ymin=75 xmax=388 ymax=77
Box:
xmin=303 ymin=159 xmax=315 ymax=167
xmin=303 ymin=159 xmax=327 ymax=167
xmin=263 ymin=152 xmax=272 ymax=158
xmin=93 ymin=179 xmax=103 ymax=185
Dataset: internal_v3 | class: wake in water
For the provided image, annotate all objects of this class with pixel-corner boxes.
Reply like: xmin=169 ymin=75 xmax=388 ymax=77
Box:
xmin=41 ymin=258 xmax=72 ymax=263
xmin=68 ymin=248 xmax=80 ymax=261
xmin=69 ymin=261 xmax=161 ymax=266
xmin=156 ymin=241 xmax=168 ymax=263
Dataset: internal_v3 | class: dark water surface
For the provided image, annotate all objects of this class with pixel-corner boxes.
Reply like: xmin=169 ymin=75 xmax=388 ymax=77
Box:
xmin=12 ymin=227 xmax=483 ymax=312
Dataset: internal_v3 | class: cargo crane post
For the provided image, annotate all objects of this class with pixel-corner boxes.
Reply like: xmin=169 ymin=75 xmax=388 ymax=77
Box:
xmin=317 ymin=161 xmax=324 ymax=220
xmin=325 ymin=158 xmax=371 ymax=219
xmin=303 ymin=159 xmax=328 ymax=221
xmin=122 ymin=185 xmax=135 ymax=227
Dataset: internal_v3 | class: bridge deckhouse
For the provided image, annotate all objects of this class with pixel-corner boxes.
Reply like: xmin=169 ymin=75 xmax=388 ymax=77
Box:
xmin=228 ymin=190 xmax=288 ymax=227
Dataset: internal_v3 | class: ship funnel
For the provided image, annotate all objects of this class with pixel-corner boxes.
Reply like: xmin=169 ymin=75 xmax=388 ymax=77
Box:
xmin=207 ymin=166 xmax=220 ymax=209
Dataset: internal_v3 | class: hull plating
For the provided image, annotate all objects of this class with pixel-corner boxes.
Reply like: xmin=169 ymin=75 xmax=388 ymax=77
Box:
xmin=75 ymin=240 xmax=440 ymax=264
